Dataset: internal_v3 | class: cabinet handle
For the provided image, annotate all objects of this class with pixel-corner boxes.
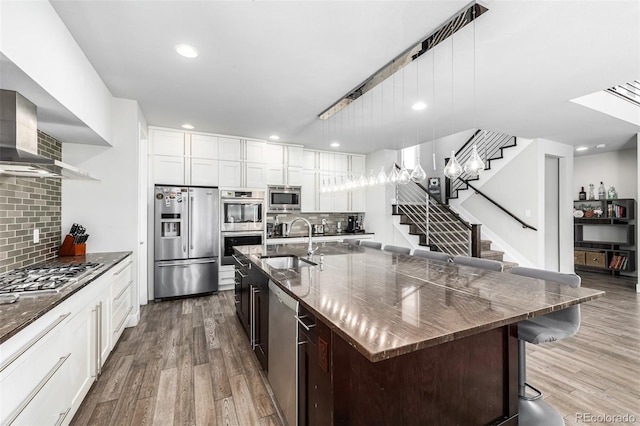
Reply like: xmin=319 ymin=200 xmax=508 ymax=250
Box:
xmin=4 ymin=353 xmax=71 ymax=425
xmin=114 ymin=306 xmax=133 ymax=335
xmin=97 ymin=302 xmax=103 ymax=377
xmin=112 ymin=260 xmax=132 ymax=276
xmin=236 ymin=270 xmax=248 ymax=279
xmin=0 ymin=313 xmax=71 ymax=373
xmin=190 ymin=196 xmax=194 ymax=250
xmin=54 ymin=408 xmax=71 ymax=426
xmin=295 ymin=315 xmax=316 ymax=331
xmin=114 ymin=281 xmax=131 ymax=301
xmin=232 ymin=254 xmax=247 ymax=267
xmin=250 ymin=286 xmax=256 ymax=349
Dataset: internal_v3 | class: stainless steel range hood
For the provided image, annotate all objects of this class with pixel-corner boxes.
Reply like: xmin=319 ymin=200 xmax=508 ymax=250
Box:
xmin=0 ymin=90 xmax=97 ymax=180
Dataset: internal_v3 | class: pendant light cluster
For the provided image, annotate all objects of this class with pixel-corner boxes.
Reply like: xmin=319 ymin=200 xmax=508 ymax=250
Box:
xmin=443 ymin=5 xmax=484 ymax=180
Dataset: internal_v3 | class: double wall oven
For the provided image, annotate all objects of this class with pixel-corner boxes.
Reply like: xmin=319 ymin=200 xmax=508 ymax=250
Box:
xmin=220 ymin=190 xmax=265 ymax=265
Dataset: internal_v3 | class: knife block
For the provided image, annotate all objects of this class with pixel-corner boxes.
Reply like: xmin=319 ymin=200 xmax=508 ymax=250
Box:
xmin=59 ymin=235 xmax=86 ymax=256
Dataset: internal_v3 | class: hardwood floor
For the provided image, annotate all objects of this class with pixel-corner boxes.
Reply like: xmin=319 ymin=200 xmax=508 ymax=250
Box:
xmin=72 ymin=272 xmax=639 ymax=425
xmin=71 ymin=291 xmax=283 ymax=426
xmin=528 ymin=272 xmax=640 ymax=425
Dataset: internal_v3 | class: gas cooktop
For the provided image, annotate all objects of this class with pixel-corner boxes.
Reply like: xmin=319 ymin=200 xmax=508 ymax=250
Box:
xmin=0 ymin=261 xmax=103 ymax=295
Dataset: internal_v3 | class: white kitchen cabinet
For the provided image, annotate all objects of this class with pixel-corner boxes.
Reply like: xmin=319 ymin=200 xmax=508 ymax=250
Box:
xmin=110 ymin=260 xmax=133 ymax=348
xmin=219 ymin=137 xmax=243 ymax=161
xmin=266 ymin=165 xmax=284 ymax=185
xmin=67 ymin=302 xmax=95 ymax=417
xmin=219 ymin=160 xmax=243 ymax=188
xmin=351 ymin=155 xmax=366 ymax=175
xmin=191 ymin=158 xmax=219 ymax=186
xmin=151 ymin=129 xmax=185 ymax=156
xmin=303 ymin=150 xmax=317 ymax=170
xmin=265 ymin=143 xmax=284 ymax=164
xmin=245 ymin=140 xmax=267 ymax=163
xmin=286 ymin=167 xmax=303 ymax=186
xmin=286 ymin=145 xmax=304 ymax=166
xmin=301 ymin=170 xmax=317 ymax=212
xmin=245 ymin=162 xmax=268 ymax=188
xmin=190 ymin=134 xmax=219 ymax=159
xmin=153 ymin=155 xmax=185 ymax=185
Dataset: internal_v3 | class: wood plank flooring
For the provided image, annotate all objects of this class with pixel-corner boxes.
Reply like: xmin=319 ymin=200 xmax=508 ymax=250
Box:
xmin=72 ymin=272 xmax=639 ymax=425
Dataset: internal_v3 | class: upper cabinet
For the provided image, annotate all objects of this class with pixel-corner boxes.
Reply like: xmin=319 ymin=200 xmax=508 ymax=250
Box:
xmin=149 ymin=127 xmax=366 ymax=211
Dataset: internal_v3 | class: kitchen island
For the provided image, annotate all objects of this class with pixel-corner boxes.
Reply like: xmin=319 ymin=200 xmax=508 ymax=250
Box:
xmin=235 ymin=242 xmax=603 ymax=425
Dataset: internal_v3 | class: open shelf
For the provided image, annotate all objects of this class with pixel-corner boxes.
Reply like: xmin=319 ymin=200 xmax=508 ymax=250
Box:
xmin=574 ymin=198 xmax=635 ymax=276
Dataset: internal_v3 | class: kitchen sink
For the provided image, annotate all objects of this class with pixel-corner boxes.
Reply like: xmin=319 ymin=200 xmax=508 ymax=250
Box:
xmin=261 ymin=255 xmax=316 ymax=269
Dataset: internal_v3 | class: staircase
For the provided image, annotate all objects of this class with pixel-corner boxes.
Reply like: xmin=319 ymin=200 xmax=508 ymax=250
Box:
xmin=391 ymin=129 xmax=523 ymax=269
xmin=445 ymin=130 xmax=517 ymax=200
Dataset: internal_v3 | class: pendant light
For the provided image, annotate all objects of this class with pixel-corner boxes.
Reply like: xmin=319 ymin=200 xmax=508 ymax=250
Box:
xmin=444 ymin=150 xmax=463 ymax=179
xmin=410 ymin=58 xmax=427 ymax=183
xmin=462 ymin=5 xmax=485 ymax=177
xmin=443 ymin=35 xmax=463 ymax=180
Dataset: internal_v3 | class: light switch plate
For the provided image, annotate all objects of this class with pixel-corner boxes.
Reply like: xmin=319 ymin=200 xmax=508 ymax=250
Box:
xmin=33 ymin=228 xmax=39 ymax=243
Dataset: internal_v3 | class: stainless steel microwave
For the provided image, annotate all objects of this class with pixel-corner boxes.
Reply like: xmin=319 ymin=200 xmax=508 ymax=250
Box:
xmin=267 ymin=185 xmax=301 ymax=213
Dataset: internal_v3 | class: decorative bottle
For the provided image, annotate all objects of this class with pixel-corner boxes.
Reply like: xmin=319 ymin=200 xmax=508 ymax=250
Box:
xmin=598 ymin=182 xmax=606 ymax=199
xmin=578 ymin=187 xmax=586 ymax=200
xmin=588 ymin=184 xmax=595 ymax=200
xmin=607 ymin=186 xmax=617 ymax=199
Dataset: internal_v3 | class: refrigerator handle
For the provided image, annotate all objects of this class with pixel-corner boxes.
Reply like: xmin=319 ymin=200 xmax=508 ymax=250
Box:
xmin=190 ymin=195 xmax=194 ymax=251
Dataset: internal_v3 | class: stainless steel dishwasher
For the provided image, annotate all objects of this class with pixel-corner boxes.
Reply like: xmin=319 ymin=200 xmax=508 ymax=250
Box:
xmin=268 ymin=280 xmax=298 ymax=426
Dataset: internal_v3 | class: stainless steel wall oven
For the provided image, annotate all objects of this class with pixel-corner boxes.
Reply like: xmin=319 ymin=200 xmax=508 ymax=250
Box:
xmin=220 ymin=190 xmax=265 ymax=265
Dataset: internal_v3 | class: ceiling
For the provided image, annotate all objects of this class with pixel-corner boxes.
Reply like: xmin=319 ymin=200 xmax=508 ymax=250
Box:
xmin=42 ymin=1 xmax=640 ymax=156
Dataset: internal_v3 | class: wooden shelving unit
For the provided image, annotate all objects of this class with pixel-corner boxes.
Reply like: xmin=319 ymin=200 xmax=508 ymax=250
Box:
xmin=574 ymin=198 xmax=635 ymax=276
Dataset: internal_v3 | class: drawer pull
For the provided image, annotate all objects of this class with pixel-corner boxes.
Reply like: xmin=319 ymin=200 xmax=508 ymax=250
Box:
xmin=54 ymin=408 xmax=71 ymax=426
xmin=0 ymin=313 xmax=71 ymax=373
xmin=232 ymin=254 xmax=247 ymax=267
xmin=114 ymin=306 xmax=133 ymax=335
xmin=112 ymin=260 xmax=133 ymax=276
xmin=114 ymin=281 xmax=132 ymax=301
xmin=295 ymin=315 xmax=316 ymax=331
xmin=236 ymin=270 xmax=248 ymax=279
xmin=5 ymin=353 xmax=71 ymax=425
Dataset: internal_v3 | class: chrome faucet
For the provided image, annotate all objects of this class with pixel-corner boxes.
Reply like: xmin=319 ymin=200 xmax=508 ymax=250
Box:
xmin=285 ymin=217 xmax=316 ymax=256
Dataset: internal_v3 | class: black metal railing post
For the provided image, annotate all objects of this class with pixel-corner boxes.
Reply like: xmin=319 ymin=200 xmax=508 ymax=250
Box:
xmin=471 ymin=224 xmax=482 ymax=258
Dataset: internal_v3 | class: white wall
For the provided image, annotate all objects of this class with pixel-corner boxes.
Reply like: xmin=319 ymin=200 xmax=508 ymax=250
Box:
xmin=573 ymin=147 xmax=638 ymax=200
xmin=0 ymin=0 xmax=112 ymax=144
xmin=63 ymin=98 xmax=143 ymax=322
xmin=364 ymin=149 xmax=396 ymax=246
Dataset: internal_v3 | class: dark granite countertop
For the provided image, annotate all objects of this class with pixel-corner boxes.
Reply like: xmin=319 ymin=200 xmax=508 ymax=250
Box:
xmin=0 ymin=252 xmax=132 ymax=344
xmin=235 ymin=243 xmax=604 ymax=362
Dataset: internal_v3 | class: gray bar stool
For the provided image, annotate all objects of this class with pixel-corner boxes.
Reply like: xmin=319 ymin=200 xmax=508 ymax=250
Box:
xmin=452 ymin=255 xmax=504 ymax=272
xmin=511 ymin=266 xmax=581 ymax=426
xmin=383 ymin=245 xmax=411 ymax=255
xmin=343 ymin=238 xmax=360 ymax=246
xmin=412 ymin=249 xmax=451 ymax=262
xmin=359 ymin=240 xmax=382 ymax=250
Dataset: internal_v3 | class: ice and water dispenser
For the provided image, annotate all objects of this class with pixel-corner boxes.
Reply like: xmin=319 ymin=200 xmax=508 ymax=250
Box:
xmin=160 ymin=214 xmax=181 ymax=238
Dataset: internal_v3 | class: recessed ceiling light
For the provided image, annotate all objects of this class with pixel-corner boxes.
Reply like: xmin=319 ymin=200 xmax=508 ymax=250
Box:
xmin=576 ymin=146 xmax=589 ymax=152
xmin=182 ymin=124 xmax=194 ymax=130
xmin=330 ymin=142 xmax=340 ymax=148
xmin=269 ymin=135 xmax=280 ymax=140
xmin=412 ymin=102 xmax=427 ymax=111
xmin=176 ymin=44 xmax=198 ymax=58
xmin=595 ymin=144 xmax=606 ymax=149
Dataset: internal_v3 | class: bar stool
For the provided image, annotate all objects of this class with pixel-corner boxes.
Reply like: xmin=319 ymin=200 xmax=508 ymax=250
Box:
xmin=343 ymin=238 xmax=360 ymax=246
xmin=510 ymin=266 xmax=581 ymax=426
xmin=383 ymin=245 xmax=411 ymax=255
xmin=359 ymin=240 xmax=382 ymax=250
xmin=452 ymin=255 xmax=504 ymax=272
xmin=412 ymin=249 xmax=451 ymax=262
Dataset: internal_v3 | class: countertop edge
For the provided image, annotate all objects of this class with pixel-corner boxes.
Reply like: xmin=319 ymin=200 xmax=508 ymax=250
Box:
xmin=0 ymin=251 xmax=133 ymax=345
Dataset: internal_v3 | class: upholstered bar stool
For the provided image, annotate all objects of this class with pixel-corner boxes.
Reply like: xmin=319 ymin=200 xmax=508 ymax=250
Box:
xmin=383 ymin=245 xmax=411 ymax=255
xmin=343 ymin=238 xmax=361 ymax=246
xmin=359 ymin=240 xmax=382 ymax=250
xmin=412 ymin=249 xmax=451 ymax=262
xmin=452 ymin=255 xmax=504 ymax=272
xmin=510 ymin=266 xmax=581 ymax=426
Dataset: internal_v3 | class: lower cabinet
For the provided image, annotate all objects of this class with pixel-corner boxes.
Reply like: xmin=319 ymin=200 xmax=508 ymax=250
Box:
xmin=233 ymin=252 xmax=269 ymax=371
xmin=0 ymin=255 xmax=134 ymax=426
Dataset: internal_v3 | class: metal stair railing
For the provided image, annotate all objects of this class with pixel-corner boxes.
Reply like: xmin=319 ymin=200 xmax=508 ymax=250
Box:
xmin=395 ymin=167 xmax=481 ymax=257
xmin=445 ymin=130 xmax=517 ymax=199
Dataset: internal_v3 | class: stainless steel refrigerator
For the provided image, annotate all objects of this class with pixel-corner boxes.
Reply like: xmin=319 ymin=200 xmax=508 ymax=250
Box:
xmin=154 ymin=185 xmax=219 ymax=299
